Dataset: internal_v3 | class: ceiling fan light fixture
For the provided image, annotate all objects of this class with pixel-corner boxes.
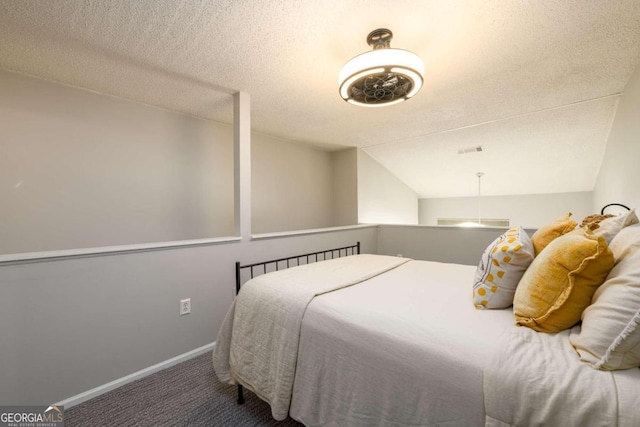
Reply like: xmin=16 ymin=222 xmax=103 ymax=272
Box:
xmin=338 ymin=28 xmax=424 ymax=107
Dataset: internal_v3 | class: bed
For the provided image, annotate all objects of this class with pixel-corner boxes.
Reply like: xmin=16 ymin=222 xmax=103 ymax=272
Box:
xmin=213 ymin=233 xmax=640 ymax=426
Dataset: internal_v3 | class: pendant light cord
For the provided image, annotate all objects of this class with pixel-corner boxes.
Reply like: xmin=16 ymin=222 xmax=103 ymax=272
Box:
xmin=478 ymin=178 xmax=481 ymax=224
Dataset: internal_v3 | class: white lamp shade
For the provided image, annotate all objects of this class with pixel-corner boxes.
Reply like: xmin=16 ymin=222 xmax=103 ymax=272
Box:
xmin=339 ymin=48 xmax=424 ymax=107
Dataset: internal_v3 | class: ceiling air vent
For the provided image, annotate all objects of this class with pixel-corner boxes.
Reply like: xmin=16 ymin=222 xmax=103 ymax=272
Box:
xmin=457 ymin=146 xmax=484 ymax=155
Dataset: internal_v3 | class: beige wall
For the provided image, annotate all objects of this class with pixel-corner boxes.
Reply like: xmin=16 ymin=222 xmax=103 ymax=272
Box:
xmin=594 ymin=58 xmax=640 ymax=212
xmin=0 ymin=69 xmax=356 ymax=254
xmin=357 ymin=150 xmax=419 ymax=224
xmin=0 ymin=69 xmax=235 ymax=255
xmin=332 ymin=148 xmax=358 ymax=226
xmin=377 ymin=224 xmax=537 ymax=266
xmin=0 ymin=69 xmax=368 ymax=406
xmin=251 ymin=134 xmax=335 ymax=233
xmin=419 ymin=191 xmax=593 ymax=229
xmin=0 ymin=227 xmax=377 ymax=405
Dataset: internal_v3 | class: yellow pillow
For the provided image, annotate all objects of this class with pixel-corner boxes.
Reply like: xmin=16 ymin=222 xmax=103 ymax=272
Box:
xmin=531 ymin=212 xmax=577 ymax=256
xmin=513 ymin=228 xmax=614 ymax=333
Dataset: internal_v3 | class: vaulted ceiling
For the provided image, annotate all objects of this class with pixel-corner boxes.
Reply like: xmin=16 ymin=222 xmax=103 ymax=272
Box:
xmin=1 ymin=1 xmax=639 ymax=198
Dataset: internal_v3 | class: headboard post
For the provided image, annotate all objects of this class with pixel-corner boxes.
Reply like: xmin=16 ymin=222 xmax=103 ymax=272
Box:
xmin=235 ymin=261 xmax=241 ymax=295
xmin=357 ymin=241 xmax=361 ymax=255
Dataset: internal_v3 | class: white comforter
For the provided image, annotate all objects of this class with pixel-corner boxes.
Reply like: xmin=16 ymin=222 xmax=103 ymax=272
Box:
xmin=289 ymin=259 xmax=514 ymax=426
xmin=212 ymin=254 xmax=410 ymax=420
xmin=484 ymin=325 xmax=640 ymax=427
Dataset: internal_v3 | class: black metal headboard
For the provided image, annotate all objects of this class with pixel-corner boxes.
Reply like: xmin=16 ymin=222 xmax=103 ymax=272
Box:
xmin=235 ymin=242 xmax=361 ymax=295
xmin=601 ymin=203 xmax=631 ymax=215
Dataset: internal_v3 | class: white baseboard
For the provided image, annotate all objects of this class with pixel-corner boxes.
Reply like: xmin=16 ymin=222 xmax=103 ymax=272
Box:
xmin=55 ymin=342 xmax=215 ymax=409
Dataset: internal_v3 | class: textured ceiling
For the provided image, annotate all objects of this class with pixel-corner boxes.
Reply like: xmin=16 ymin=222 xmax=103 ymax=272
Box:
xmin=1 ymin=1 xmax=639 ymax=197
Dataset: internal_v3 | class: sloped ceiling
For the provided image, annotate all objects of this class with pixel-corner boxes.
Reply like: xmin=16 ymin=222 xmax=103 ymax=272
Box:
xmin=1 ymin=1 xmax=639 ymax=198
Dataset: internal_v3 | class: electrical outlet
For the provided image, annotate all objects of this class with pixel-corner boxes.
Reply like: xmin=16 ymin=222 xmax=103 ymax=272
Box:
xmin=179 ymin=298 xmax=191 ymax=316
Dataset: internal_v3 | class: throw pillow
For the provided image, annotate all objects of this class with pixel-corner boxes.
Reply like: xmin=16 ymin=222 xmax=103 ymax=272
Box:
xmin=579 ymin=213 xmax=614 ymax=229
xmin=588 ymin=208 xmax=638 ymax=244
xmin=531 ymin=212 xmax=577 ymax=256
xmin=570 ymin=224 xmax=640 ymax=370
xmin=513 ymin=227 xmax=614 ymax=333
xmin=473 ymin=226 xmax=534 ymax=309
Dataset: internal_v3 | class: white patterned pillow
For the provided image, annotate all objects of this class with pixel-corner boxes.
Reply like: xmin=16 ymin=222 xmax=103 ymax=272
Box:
xmin=473 ymin=226 xmax=534 ymax=309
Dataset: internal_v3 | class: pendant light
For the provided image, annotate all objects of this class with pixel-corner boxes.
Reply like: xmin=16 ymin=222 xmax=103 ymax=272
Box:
xmin=476 ymin=172 xmax=485 ymax=227
xmin=338 ymin=28 xmax=424 ymax=107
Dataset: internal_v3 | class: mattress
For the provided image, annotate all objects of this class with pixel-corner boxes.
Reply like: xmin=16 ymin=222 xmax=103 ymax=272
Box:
xmin=290 ymin=260 xmax=514 ymax=426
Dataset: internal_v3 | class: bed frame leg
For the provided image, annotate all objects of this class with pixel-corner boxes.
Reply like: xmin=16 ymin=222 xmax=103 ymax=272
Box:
xmin=237 ymin=384 xmax=245 ymax=404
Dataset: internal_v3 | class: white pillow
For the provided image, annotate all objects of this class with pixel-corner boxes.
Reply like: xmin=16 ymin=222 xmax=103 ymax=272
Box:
xmin=593 ymin=208 xmax=638 ymax=244
xmin=570 ymin=223 xmax=640 ymax=370
xmin=473 ymin=226 xmax=534 ymax=309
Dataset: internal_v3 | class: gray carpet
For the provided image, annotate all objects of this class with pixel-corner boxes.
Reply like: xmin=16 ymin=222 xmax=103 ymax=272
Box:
xmin=65 ymin=353 xmax=304 ymax=426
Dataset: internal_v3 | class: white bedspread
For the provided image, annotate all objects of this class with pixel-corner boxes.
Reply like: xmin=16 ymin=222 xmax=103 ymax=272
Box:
xmin=484 ymin=325 xmax=640 ymax=427
xmin=290 ymin=260 xmax=515 ymax=426
xmin=212 ymin=254 xmax=410 ymax=420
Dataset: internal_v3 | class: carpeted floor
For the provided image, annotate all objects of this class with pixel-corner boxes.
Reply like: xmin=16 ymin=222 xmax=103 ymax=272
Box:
xmin=65 ymin=353 xmax=303 ymax=426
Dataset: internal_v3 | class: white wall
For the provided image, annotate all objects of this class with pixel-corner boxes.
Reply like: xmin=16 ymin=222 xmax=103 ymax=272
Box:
xmin=332 ymin=148 xmax=358 ymax=226
xmin=0 ymin=69 xmax=351 ymax=253
xmin=251 ymin=134 xmax=335 ymax=233
xmin=419 ymin=192 xmax=593 ymax=229
xmin=0 ymin=228 xmax=377 ymax=405
xmin=377 ymin=224 xmax=537 ymax=266
xmin=0 ymin=69 xmax=235 ymax=255
xmin=358 ymin=150 xmax=419 ymax=224
xmin=0 ymin=69 xmax=369 ymax=406
xmin=594 ymin=58 xmax=640 ymax=211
